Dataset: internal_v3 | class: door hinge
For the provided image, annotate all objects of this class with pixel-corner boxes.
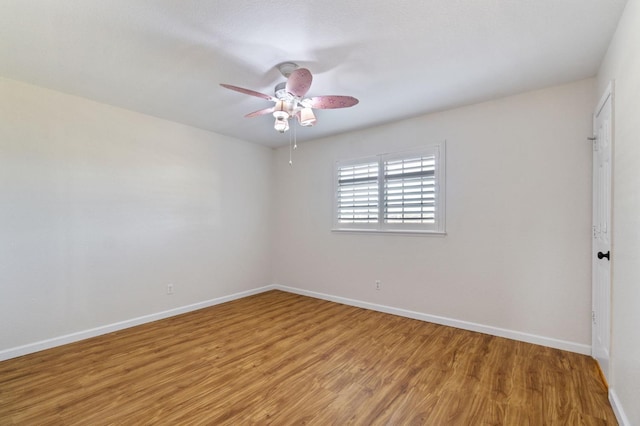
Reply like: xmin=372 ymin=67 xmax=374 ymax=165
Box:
xmin=592 ymin=311 xmax=596 ymax=323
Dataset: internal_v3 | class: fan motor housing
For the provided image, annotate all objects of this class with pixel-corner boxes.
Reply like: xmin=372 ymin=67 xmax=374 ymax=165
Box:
xmin=274 ymin=82 xmax=288 ymax=100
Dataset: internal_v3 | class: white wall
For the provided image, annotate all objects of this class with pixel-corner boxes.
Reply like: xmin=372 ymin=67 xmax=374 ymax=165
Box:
xmin=0 ymin=77 xmax=273 ymax=352
xmin=273 ymin=79 xmax=595 ymax=350
xmin=597 ymin=0 xmax=640 ymax=423
xmin=0 ymin=74 xmax=598 ymax=363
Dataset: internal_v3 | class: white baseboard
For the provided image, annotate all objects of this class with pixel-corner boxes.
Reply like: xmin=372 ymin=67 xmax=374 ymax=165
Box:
xmin=273 ymin=284 xmax=591 ymax=355
xmin=0 ymin=285 xmax=276 ymax=362
xmin=609 ymin=389 xmax=631 ymax=426
xmin=0 ymin=283 xmax=591 ymax=362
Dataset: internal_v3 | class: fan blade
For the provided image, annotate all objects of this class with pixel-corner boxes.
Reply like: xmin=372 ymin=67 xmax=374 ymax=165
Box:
xmin=286 ymin=68 xmax=313 ymax=98
xmin=307 ymin=96 xmax=359 ymax=109
xmin=245 ymin=107 xmax=274 ymax=118
xmin=220 ymin=84 xmax=277 ymax=102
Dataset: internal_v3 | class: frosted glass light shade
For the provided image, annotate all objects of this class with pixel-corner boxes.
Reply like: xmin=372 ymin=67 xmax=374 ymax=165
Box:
xmin=273 ymin=100 xmax=289 ymax=120
xmin=274 ymin=117 xmax=289 ymax=133
xmin=299 ymin=107 xmax=316 ymax=126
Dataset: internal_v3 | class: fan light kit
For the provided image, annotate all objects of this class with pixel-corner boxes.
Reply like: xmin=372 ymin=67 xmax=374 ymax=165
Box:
xmin=220 ymin=62 xmax=359 ymax=134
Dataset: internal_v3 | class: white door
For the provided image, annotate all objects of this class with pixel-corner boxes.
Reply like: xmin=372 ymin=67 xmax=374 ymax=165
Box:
xmin=592 ymin=83 xmax=612 ymax=382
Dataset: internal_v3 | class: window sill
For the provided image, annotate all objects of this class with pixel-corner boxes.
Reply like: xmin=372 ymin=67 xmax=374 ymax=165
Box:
xmin=331 ymin=228 xmax=447 ymax=237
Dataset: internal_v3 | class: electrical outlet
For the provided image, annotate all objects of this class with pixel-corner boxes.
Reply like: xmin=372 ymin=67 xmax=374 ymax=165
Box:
xmin=167 ymin=284 xmax=174 ymax=295
xmin=375 ymin=280 xmax=381 ymax=290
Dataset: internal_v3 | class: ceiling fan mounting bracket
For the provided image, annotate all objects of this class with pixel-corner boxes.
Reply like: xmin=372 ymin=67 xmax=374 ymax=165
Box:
xmin=277 ymin=62 xmax=299 ymax=78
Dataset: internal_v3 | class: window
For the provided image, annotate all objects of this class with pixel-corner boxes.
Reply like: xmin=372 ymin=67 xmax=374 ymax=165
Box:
xmin=334 ymin=143 xmax=445 ymax=234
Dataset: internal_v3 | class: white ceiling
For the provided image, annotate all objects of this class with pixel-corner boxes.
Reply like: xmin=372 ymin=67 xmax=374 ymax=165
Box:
xmin=0 ymin=0 xmax=627 ymax=147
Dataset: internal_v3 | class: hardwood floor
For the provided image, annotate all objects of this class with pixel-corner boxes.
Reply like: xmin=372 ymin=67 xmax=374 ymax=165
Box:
xmin=0 ymin=290 xmax=616 ymax=425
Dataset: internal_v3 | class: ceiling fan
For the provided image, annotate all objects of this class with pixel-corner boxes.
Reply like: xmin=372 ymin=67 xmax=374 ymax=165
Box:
xmin=220 ymin=62 xmax=359 ymax=134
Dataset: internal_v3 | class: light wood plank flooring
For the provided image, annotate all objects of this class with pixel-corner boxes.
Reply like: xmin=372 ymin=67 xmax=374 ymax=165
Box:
xmin=0 ymin=290 xmax=616 ymax=425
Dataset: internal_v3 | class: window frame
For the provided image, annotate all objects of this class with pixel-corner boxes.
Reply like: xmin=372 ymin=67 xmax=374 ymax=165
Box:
xmin=332 ymin=142 xmax=446 ymax=235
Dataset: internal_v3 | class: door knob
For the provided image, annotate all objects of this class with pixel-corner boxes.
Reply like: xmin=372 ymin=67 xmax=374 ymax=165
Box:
xmin=597 ymin=251 xmax=610 ymax=260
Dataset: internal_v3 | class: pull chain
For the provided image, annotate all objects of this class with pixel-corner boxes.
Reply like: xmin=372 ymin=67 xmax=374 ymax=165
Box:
xmin=288 ymin=120 xmax=293 ymax=165
xmin=293 ymin=121 xmax=298 ymax=150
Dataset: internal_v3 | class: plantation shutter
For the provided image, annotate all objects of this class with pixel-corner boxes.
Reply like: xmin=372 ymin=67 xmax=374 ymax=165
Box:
xmin=336 ymin=160 xmax=379 ymax=225
xmin=333 ymin=143 xmax=445 ymax=233
xmin=383 ymin=154 xmax=436 ymax=224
